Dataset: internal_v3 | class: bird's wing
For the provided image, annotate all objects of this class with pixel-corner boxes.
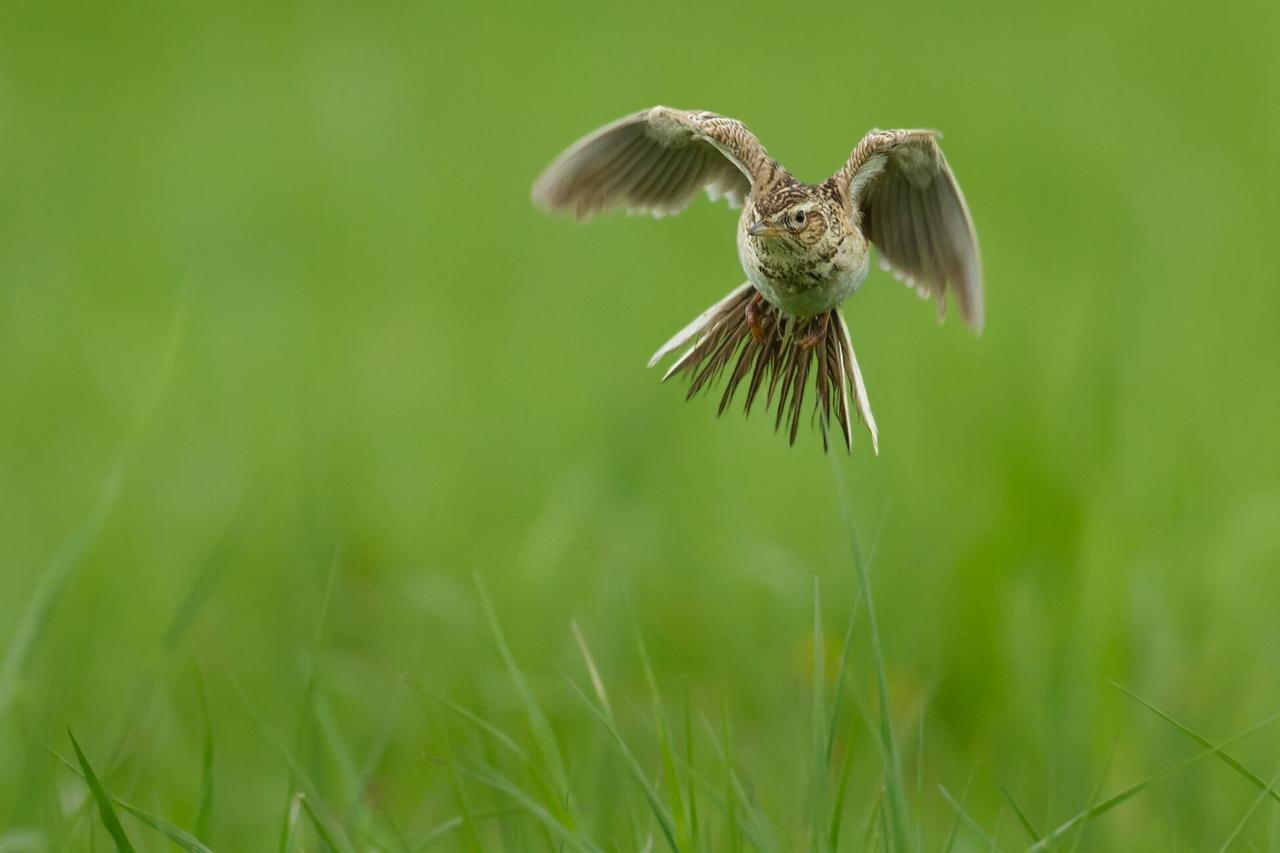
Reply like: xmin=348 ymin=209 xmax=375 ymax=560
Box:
xmin=532 ymin=107 xmax=774 ymax=219
xmin=835 ymin=129 xmax=983 ymax=331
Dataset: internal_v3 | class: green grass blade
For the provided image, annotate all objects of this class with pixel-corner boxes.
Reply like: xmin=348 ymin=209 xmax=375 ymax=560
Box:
xmin=193 ymin=662 xmax=214 ymax=842
xmin=1 ymin=285 xmax=186 ymax=720
xmin=1065 ymin=737 xmax=1116 ymax=853
xmin=939 ymin=784 xmax=1004 ymax=853
xmin=828 ymin=459 xmax=909 ymax=851
xmin=1217 ymin=759 xmax=1280 ymax=852
xmin=312 ymin=694 xmax=361 ymax=813
xmin=1112 ymin=682 xmax=1280 ymax=804
xmin=298 ymin=793 xmax=348 ymax=853
xmin=67 ymin=731 xmax=135 ymax=853
xmin=827 ymin=717 xmax=858 ymax=851
xmin=998 ymin=783 xmax=1041 ymax=843
xmin=825 ymin=505 xmax=885 ymax=768
xmin=441 ymin=732 xmax=483 ymax=853
xmin=628 ymin=617 xmax=688 ymax=846
xmin=810 ymin=578 xmax=827 ymax=853
xmin=943 ymin=768 xmax=978 ymax=853
xmin=562 ymin=674 xmax=680 ymax=852
xmin=231 ymin=679 xmax=356 ymax=853
xmin=46 ymin=746 xmax=215 ymax=852
xmin=446 ymin=761 xmax=601 ymax=853
xmin=697 ymin=710 xmax=777 ymax=853
xmin=279 ymin=793 xmax=303 ymax=853
xmin=347 ymin=695 xmax=401 ymax=827
xmin=669 ymin=755 xmax=767 ymax=852
xmin=572 ymin=621 xmax=614 ymax=726
xmin=417 ymin=684 xmax=534 ymax=767
xmin=474 ymin=575 xmax=569 ymax=803
xmin=113 ymin=802 xmax=215 ymax=853
xmin=683 ymin=685 xmax=699 ymax=847
xmin=1030 ymin=711 xmax=1280 ymax=851
xmin=162 ymin=485 xmax=260 ymax=649
xmin=409 ymin=808 xmax=522 ymax=851
xmin=0 ymin=468 xmax=123 ymax=721
xmin=721 ymin=696 xmax=740 ymax=853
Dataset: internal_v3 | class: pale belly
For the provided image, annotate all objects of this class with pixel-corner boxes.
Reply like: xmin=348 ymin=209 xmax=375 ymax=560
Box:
xmin=740 ymin=243 xmax=871 ymax=317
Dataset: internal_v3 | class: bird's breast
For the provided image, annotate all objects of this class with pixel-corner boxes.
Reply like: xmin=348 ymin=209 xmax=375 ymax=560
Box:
xmin=737 ymin=226 xmax=869 ymax=317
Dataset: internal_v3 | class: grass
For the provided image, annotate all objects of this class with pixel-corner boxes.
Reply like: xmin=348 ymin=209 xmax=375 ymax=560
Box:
xmin=19 ymin=462 xmax=1280 ymax=851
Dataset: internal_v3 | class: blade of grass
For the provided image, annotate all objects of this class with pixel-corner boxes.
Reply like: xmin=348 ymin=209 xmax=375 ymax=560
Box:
xmin=825 ymin=503 xmax=887 ymax=767
xmin=474 ymin=575 xmax=569 ymax=809
xmin=721 ymin=696 xmax=740 ymax=853
xmin=1218 ymin=759 xmax=1280 ymax=852
xmin=162 ymin=481 xmax=264 ymax=649
xmin=828 ymin=456 xmax=909 ymax=850
xmin=0 ymin=286 xmax=186 ymax=720
xmin=444 ymin=760 xmax=600 ymax=853
xmin=683 ymin=685 xmax=699 ymax=847
xmin=811 ymin=578 xmax=827 ymax=853
xmin=67 ymin=731 xmax=134 ymax=853
xmin=861 ymin=789 xmax=883 ymax=852
xmin=346 ymin=693 xmax=402 ymax=827
xmin=1112 ymin=682 xmax=1280 ymax=805
xmin=312 ymin=694 xmax=361 ymax=814
xmin=274 ymin=549 xmax=341 ymax=852
xmin=572 ymin=621 xmax=613 ymax=726
xmin=280 ymin=793 xmax=304 ymax=853
xmin=231 ymin=678 xmax=356 ymax=853
xmin=298 ymin=793 xmax=349 ymax=853
xmin=410 ymin=808 xmax=523 ymax=852
xmin=561 ymin=674 xmax=679 ymax=852
xmin=697 ymin=711 xmax=778 ymax=853
xmin=193 ymin=662 xmax=214 ymax=842
xmin=943 ymin=767 xmax=978 ymax=853
xmin=999 ymin=783 xmax=1041 ymax=844
xmin=1029 ymin=711 xmax=1280 ymax=851
xmin=939 ymin=784 xmax=1004 ymax=853
xmin=442 ymin=734 xmax=483 ymax=853
xmin=827 ymin=716 xmax=858 ymax=851
xmin=628 ymin=617 xmax=689 ymax=847
xmin=915 ymin=706 xmax=926 ymax=850
xmin=1066 ymin=737 xmax=1117 ymax=853
xmin=416 ymin=688 xmax=535 ymax=771
xmin=667 ymin=757 xmax=765 ymax=852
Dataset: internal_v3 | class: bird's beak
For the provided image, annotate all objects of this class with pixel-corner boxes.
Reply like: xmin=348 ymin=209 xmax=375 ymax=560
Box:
xmin=747 ymin=219 xmax=778 ymax=238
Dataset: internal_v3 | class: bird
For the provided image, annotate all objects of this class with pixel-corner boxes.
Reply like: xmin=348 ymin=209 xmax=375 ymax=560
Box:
xmin=531 ymin=106 xmax=982 ymax=452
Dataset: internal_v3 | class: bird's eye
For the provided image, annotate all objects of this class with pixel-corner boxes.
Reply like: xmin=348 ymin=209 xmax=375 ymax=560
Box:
xmin=792 ymin=210 xmax=806 ymax=226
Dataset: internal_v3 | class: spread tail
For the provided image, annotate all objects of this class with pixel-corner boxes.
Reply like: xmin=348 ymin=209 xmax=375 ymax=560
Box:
xmin=649 ymin=285 xmax=878 ymax=453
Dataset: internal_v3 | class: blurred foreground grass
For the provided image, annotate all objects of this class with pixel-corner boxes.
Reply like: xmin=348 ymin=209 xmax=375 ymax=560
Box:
xmin=2 ymin=0 xmax=1280 ymax=849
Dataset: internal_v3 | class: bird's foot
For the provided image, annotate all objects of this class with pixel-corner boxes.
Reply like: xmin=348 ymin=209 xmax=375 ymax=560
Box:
xmin=745 ymin=291 xmax=769 ymax=344
xmin=796 ymin=311 xmax=831 ymax=350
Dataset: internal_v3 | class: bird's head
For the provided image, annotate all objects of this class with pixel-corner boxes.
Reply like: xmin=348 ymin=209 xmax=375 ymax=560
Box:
xmin=746 ymin=186 xmax=838 ymax=250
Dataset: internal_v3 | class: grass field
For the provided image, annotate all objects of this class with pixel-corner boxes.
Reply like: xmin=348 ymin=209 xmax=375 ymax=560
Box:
xmin=2 ymin=1 xmax=1280 ymax=850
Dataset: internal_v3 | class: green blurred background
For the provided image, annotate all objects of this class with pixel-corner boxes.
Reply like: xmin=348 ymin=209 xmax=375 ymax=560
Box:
xmin=2 ymin=0 xmax=1279 ymax=849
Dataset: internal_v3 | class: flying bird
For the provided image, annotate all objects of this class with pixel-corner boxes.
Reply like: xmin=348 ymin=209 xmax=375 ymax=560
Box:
xmin=532 ymin=107 xmax=982 ymax=452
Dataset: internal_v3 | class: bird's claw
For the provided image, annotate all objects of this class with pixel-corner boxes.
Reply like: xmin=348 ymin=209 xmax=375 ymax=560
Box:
xmin=745 ymin=291 xmax=768 ymax=344
xmin=796 ymin=311 xmax=831 ymax=350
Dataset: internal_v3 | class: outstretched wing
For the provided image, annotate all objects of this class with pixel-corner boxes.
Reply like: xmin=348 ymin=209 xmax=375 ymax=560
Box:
xmin=532 ymin=107 xmax=775 ymax=220
xmin=836 ymin=129 xmax=983 ymax=331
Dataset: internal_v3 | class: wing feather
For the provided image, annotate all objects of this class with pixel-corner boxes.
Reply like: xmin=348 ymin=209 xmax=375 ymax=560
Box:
xmin=836 ymin=130 xmax=983 ymax=330
xmin=532 ymin=107 xmax=771 ymax=220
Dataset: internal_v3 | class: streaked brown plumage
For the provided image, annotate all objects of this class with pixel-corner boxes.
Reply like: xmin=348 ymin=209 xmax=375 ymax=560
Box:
xmin=532 ymin=106 xmax=983 ymax=452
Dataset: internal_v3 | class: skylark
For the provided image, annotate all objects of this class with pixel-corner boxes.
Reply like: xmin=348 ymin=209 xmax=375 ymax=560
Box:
xmin=532 ymin=107 xmax=982 ymax=451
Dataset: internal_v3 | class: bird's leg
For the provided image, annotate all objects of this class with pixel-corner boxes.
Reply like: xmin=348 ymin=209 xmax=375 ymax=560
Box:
xmin=797 ymin=310 xmax=831 ymax=350
xmin=745 ymin=291 xmax=769 ymax=343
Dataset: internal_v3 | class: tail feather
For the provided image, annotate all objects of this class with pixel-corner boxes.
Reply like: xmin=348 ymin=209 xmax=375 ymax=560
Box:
xmin=649 ymin=285 xmax=878 ymax=452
